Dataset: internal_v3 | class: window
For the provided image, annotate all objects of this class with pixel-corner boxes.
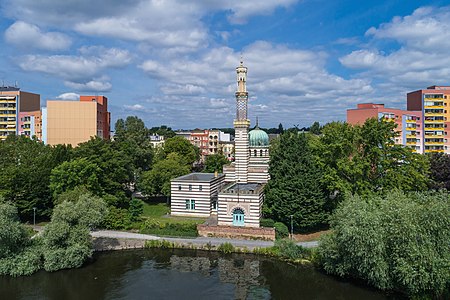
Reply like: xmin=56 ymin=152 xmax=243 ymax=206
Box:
xmin=178 ymin=185 xmax=181 ymax=191
xmin=189 ymin=184 xmax=192 ymax=191
xmin=199 ymin=185 xmax=202 ymax=191
xmin=185 ymin=199 xmax=195 ymax=210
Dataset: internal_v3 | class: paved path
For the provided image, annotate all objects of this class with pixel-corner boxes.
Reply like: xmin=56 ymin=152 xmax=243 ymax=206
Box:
xmin=91 ymin=230 xmax=319 ymax=249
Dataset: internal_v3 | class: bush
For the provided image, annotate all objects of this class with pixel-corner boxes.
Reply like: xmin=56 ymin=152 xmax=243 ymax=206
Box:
xmin=274 ymin=222 xmax=289 ymax=239
xmin=317 ymin=191 xmax=450 ymax=297
xmin=217 ymin=242 xmax=234 ymax=254
xmin=129 ymin=198 xmax=144 ymax=221
xmin=145 ymin=239 xmax=176 ymax=249
xmin=274 ymin=239 xmax=310 ymax=260
xmin=260 ymin=218 xmax=275 ymax=228
xmin=103 ymin=207 xmax=132 ymax=230
xmin=140 ymin=220 xmax=198 ymax=237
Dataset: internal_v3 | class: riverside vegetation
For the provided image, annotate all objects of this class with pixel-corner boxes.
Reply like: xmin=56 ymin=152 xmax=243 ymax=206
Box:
xmin=1 ymin=116 xmax=449 ymax=298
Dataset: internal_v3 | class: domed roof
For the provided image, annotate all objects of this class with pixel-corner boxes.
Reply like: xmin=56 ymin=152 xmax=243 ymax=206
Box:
xmin=249 ymin=124 xmax=269 ymax=147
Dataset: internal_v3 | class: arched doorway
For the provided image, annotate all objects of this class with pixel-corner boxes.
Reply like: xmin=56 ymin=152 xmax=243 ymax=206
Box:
xmin=232 ymin=208 xmax=245 ymax=226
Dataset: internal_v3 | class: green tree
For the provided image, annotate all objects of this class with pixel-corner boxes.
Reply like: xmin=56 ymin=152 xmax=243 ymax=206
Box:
xmin=114 ymin=116 xmax=154 ymax=173
xmin=128 ymin=198 xmax=144 ymax=222
xmin=163 ymin=136 xmax=199 ymax=166
xmin=314 ymin=119 xmax=429 ymax=204
xmin=0 ymin=135 xmax=59 ymax=219
xmin=318 ymin=191 xmax=450 ymax=297
xmin=149 ymin=125 xmax=176 ymax=138
xmin=139 ymin=153 xmax=190 ymax=196
xmin=49 ymin=158 xmax=102 ymax=200
xmin=0 ymin=201 xmax=29 ymax=259
xmin=74 ymin=137 xmax=134 ymax=203
xmin=264 ymin=132 xmax=329 ymax=232
xmin=309 ymin=121 xmax=321 ymax=135
xmin=428 ymin=152 xmax=450 ymax=190
xmin=203 ymin=153 xmax=230 ymax=173
xmin=278 ymin=123 xmax=284 ymax=134
xmin=42 ymin=193 xmax=108 ymax=272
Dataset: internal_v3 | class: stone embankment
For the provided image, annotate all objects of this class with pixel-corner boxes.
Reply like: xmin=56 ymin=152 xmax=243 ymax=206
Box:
xmin=91 ymin=230 xmax=318 ymax=251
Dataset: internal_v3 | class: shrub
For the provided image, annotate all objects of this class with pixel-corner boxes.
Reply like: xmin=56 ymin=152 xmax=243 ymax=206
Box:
xmin=140 ymin=220 xmax=198 ymax=237
xmin=317 ymin=191 xmax=450 ymax=297
xmin=217 ymin=242 xmax=234 ymax=254
xmin=103 ymin=207 xmax=132 ymax=230
xmin=274 ymin=222 xmax=289 ymax=239
xmin=260 ymin=218 xmax=275 ymax=228
xmin=145 ymin=239 xmax=176 ymax=249
xmin=274 ymin=239 xmax=310 ymax=260
xmin=129 ymin=198 xmax=144 ymax=222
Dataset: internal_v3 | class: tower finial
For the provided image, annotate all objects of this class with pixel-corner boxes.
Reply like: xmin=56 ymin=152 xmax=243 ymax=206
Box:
xmin=240 ymin=53 xmax=243 ymax=66
xmin=256 ymin=116 xmax=259 ymax=128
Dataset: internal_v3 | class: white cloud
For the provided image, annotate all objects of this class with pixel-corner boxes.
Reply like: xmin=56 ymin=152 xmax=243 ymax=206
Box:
xmin=4 ymin=21 xmax=71 ymax=51
xmin=64 ymin=80 xmax=112 ymax=92
xmin=56 ymin=92 xmax=80 ymax=100
xmin=340 ymin=6 xmax=450 ymax=92
xmin=18 ymin=46 xmax=131 ymax=81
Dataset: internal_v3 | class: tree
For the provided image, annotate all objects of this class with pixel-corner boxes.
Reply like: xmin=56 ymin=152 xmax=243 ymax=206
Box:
xmin=309 ymin=121 xmax=321 ymax=135
xmin=203 ymin=153 xmax=230 ymax=173
xmin=278 ymin=123 xmax=284 ymax=134
xmin=318 ymin=191 xmax=450 ymax=297
xmin=149 ymin=125 xmax=176 ymax=138
xmin=128 ymin=198 xmax=144 ymax=222
xmin=163 ymin=136 xmax=199 ymax=166
xmin=264 ymin=132 xmax=329 ymax=232
xmin=0 ymin=135 xmax=59 ymax=219
xmin=314 ymin=119 xmax=429 ymax=204
xmin=49 ymin=158 xmax=102 ymax=200
xmin=0 ymin=201 xmax=29 ymax=259
xmin=428 ymin=152 xmax=450 ymax=190
xmin=139 ymin=153 xmax=190 ymax=196
xmin=114 ymin=116 xmax=154 ymax=173
xmin=42 ymin=193 xmax=108 ymax=272
xmin=74 ymin=137 xmax=134 ymax=203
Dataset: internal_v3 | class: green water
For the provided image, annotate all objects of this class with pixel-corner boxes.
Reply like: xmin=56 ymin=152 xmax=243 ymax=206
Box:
xmin=0 ymin=249 xmax=389 ymax=300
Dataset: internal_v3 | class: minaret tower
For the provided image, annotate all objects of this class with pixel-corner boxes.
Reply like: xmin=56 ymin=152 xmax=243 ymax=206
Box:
xmin=234 ymin=59 xmax=250 ymax=183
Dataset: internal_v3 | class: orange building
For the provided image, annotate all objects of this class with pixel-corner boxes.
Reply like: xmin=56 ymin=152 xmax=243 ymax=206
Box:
xmin=347 ymin=103 xmax=422 ymax=153
xmin=45 ymin=95 xmax=110 ymax=146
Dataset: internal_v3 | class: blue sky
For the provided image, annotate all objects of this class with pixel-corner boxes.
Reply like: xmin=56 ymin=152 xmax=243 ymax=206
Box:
xmin=1 ymin=0 xmax=449 ymax=129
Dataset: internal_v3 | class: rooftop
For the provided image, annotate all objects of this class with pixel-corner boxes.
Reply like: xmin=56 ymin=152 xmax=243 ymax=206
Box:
xmin=0 ymin=86 xmax=20 ymax=92
xmin=172 ymin=172 xmax=224 ymax=182
xmin=221 ymin=182 xmax=264 ymax=194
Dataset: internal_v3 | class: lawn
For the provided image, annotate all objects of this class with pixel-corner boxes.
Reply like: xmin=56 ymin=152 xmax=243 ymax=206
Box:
xmin=140 ymin=201 xmax=206 ymax=225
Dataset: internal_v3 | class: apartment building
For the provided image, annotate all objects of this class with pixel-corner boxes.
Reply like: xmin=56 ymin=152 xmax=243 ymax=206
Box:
xmin=0 ymin=87 xmax=40 ymax=141
xmin=407 ymin=86 xmax=450 ymax=154
xmin=45 ymin=95 xmax=110 ymax=146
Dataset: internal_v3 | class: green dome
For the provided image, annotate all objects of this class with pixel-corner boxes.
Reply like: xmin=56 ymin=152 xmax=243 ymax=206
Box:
xmin=249 ymin=127 xmax=269 ymax=147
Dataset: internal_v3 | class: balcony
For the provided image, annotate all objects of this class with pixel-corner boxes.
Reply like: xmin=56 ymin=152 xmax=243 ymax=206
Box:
xmin=425 ymin=149 xmax=445 ymax=153
xmin=406 ymin=134 xmax=416 ymax=138
xmin=424 ymin=127 xmax=444 ymax=131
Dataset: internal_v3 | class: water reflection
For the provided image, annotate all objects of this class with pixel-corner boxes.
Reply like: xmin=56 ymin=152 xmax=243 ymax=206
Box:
xmin=0 ymin=249 xmax=387 ymax=300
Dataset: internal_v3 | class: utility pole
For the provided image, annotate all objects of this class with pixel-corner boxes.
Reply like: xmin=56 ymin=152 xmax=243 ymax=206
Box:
xmin=33 ymin=207 xmax=36 ymax=226
xmin=290 ymin=215 xmax=293 ymax=239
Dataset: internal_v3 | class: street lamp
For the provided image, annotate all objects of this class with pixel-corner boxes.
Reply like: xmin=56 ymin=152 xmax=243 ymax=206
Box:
xmin=290 ymin=215 xmax=293 ymax=239
xmin=33 ymin=207 xmax=36 ymax=226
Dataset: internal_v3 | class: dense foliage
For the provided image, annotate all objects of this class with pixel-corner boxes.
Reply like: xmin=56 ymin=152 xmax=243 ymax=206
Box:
xmin=0 ymin=194 xmax=108 ymax=276
xmin=265 ymin=131 xmax=329 ymax=232
xmin=317 ymin=191 xmax=450 ymax=297
xmin=140 ymin=219 xmax=198 ymax=237
xmin=428 ymin=152 xmax=450 ymax=190
xmin=203 ymin=153 xmax=230 ymax=173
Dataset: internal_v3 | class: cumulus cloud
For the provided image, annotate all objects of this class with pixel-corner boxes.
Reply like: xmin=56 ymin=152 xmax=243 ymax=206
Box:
xmin=4 ymin=21 xmax=71 ymax=51
xmin=64 ymin=80 xmax=112 ymax=92
xmin=18 ymin=46 xmax=131 ymax=81
xmin=3 ymin=0 xmax=298 ymax=51
xmin=56 ymin=92 xmax=80 ymax=100
xmin=340 ymin=6 xmax=450 ymax=90
xmin=138 ymin=41 xmax=373 ymax=127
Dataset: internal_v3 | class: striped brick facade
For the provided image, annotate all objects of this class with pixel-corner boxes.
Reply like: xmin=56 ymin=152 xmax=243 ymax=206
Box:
xmin=170 ymin=173 xmax=225 ymax=217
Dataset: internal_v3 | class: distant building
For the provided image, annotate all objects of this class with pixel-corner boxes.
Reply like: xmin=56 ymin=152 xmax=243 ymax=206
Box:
xmin=0 ymin=86 xmax=41 ymax=141
xmin=176 ymin=129 xmax=234 ymax=161
xmin=219 ymin=141 xmax=235 ymax=161
xmin=149 ymin=134 xmax=165 ymax=148
xmin=407 ymin=86 xmax=450 ymax=154
xmin=347 ymin=103 xmax=422 ymax=152
xmin=44 ymin=95 xmax=110 ymax=146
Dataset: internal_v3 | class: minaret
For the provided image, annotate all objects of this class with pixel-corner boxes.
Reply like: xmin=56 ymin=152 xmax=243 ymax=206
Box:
xmin=234 ymin=59 xmax=250 ymax=183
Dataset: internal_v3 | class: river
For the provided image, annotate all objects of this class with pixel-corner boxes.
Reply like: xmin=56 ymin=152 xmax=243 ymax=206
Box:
xmin=0 ymin=249 xmax=389 ymax=300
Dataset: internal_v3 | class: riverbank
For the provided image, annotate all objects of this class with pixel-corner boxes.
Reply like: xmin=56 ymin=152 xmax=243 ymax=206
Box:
xmin=91 ymin=229 xmax=319 ymax=252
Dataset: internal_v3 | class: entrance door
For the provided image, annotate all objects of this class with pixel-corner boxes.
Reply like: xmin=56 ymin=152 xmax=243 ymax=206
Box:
xmin=232 ymin=208 xmax=245 ymax=226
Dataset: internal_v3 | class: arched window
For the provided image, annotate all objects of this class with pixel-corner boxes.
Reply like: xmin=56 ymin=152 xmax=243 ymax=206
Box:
xmin=254 ymin=149 xmax=257 ymax=157
xmin=260 ymin=149 xmax=263 ymax=157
